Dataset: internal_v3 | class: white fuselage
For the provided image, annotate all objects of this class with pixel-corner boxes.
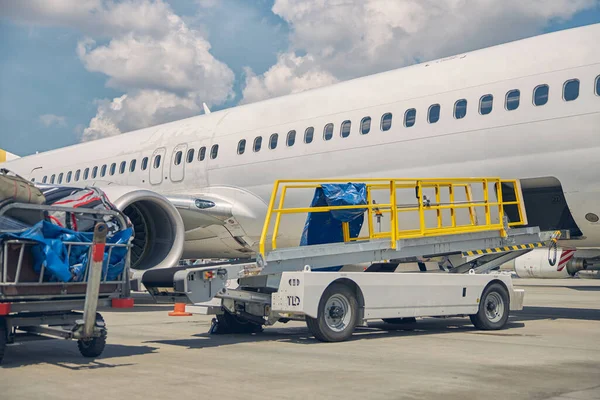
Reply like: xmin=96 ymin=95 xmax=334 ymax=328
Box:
xmin=4 ymin=24 xmax=600 ymax=259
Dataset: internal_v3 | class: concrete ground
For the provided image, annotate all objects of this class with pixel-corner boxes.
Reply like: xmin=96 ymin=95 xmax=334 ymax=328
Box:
xmin=1 ymin=278 xmax=599 ymax=400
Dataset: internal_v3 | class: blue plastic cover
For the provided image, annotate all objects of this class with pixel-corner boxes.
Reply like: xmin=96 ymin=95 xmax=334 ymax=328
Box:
xmin=300 ymin=183 xmax=367 ymax=271
xmin=0 ymin=221 xmax=132 ymax=282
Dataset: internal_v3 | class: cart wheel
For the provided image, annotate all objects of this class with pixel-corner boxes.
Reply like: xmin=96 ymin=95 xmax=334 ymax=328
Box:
xmin=306 ymin=283 xmax=358 ymax=342
xmin=470 ymin=283 xmax=510 ymax=330
xmin=0 ymin=317 xmax=7 ymax=364
xmin=77 ymin=314 xmax=107 ymax=358
xmin=382 ymin=317 xmax=417 ymax=324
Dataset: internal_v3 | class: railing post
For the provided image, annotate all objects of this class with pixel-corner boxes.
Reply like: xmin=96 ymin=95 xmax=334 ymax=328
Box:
xmin=390 ymin=179 xmax=397 ymax=249
xmin=417 ymin=181 xmax=425 ymax=236
xmin=496 ymin=179 xmax=507 ymax=237
xmin=367 ymin=185 xmax=374 ymax=239
xmin=483 ymin=179 xmax=491 ymax=226
xmin=449 ymin=184 xmax=456 ymax=228
xmin=435 ymin=184 xmax=442 ymax=229
xmin=272 ymin=185 xmax=287 ymax=251
xmin=260 ymin=180 xmax=281 ymax=257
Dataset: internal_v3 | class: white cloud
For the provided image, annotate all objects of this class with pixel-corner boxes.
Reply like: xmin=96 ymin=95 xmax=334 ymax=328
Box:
xmin=39 ymin=114 xmax=67 ymax=127
xmin=81 ymin=90 xmax=202 ymax=141
xmin=241 ymin=53 xmax=338 ymax=104
xmin=241 ymin=0 xmax=598 ymax=102
xmin=2 ymin=0 xmax=234 ymax=141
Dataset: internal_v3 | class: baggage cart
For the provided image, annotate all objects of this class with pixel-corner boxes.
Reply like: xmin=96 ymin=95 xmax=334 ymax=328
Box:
xmin=0 ymin=203 xmax=133 ymax=363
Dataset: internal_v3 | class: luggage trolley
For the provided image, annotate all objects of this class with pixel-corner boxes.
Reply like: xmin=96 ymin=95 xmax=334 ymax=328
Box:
xmin=0 ymin=203 xmax=133 ymax=363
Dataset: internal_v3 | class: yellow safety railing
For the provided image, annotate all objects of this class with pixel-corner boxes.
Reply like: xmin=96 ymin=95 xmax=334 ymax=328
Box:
xmin=258 ymin=178 xmax=527 ymax=257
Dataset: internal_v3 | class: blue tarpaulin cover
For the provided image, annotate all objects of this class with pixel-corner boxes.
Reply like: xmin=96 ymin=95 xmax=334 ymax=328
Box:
xmin=0 ymin=221 xmax=132 ymax=282
xmin=300 ymin=183 xmax=367 ymax=271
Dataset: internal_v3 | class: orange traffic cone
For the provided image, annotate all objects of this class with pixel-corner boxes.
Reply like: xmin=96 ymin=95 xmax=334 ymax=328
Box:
xmin=168 ymin=303 xmax=192 ymax=316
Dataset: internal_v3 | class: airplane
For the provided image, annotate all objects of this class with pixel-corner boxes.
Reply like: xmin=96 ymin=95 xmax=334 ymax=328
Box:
xmin=1 ymin=23 xmax=600 ymax=279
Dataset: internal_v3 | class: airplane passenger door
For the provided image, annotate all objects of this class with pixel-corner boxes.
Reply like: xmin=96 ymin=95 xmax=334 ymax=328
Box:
xmin=150 ymin=147 xmax=166 ymax=185
xmin=170 ymin=143 xmax=187 ymax=183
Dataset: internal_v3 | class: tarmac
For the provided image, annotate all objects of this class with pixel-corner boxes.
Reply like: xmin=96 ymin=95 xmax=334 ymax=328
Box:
xmin=1 ymin=278 xmax=599 ymax=400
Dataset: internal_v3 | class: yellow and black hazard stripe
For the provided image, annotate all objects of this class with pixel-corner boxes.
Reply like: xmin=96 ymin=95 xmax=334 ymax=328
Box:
xmin=463 ymin=242 xmax=545 ymax=257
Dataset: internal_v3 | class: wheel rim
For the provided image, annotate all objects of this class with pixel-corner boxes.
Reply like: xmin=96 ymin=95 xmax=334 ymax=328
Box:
xmin=485 ymin=292 xmax=505 ymax=323
xmin=324 ymin=293 xmax=352 ymax=332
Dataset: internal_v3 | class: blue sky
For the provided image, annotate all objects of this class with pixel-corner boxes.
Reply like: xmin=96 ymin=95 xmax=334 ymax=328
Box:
xmin=1 ymin=0 xmax=599 ymax=156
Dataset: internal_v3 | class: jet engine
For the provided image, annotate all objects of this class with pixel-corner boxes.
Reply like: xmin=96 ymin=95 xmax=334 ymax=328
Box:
xmin=99 ymin=186 xmax=185 ymax=271
xmin=514 ymin=248 xmax=600 ymax=278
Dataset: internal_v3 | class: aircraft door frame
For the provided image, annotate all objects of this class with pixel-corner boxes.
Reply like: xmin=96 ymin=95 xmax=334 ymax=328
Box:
xmin=170 ymin=143 xmax=188 ymax=183
xmin=150 ymin=147 xmax=166 ymax=185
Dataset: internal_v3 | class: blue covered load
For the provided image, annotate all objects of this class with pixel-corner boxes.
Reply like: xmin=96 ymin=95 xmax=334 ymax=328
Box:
xmin=0 ymin=221 xmax=132 ymax=282
xmin=300 ymin=183 xmax=367 ymax=271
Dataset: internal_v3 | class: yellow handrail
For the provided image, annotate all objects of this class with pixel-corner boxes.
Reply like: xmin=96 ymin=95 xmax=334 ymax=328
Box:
xmin=258 ymin=177 xmax=526 ymax=257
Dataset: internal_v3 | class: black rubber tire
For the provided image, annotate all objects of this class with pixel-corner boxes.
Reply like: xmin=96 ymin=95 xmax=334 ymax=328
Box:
xmin=382 ymin=317 xmax=417 ymax=324
xmin=0 ymin=317 xmax=6 ymax=364
xmin=215 ymin=311 xmax=263 ymax=334
xmin=77 ymin=314 xmax=107 ymax=358
xmin=470 ymin=283 xmax=510 ymax=330
xmin=306 ymin=283 xmax=358 ymax=342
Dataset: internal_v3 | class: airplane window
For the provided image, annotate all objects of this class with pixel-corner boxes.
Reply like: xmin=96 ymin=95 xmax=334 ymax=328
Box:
xmin=110 ymin=163 xmax=116 ymax=175
xmin=323 ymin=123 xmax=334 ymax=141
xmin=533 ymin=84 xmax=549 ymax=106
xmin=198 ymin=147 xmax=206 ymax=161
xmin=404 ymin=108 xmax=416 ymax=127
xmin=479 ymin=94 xmax=493 ymax=115
xmin=428 ymin=104 xmax=440 ymax=123
xmin=360 ymin=117 xmax=371 ymax=134
xmin=84 ymin=168 xmax=89 ymax=180
xmin=141 ymin=157 xmax=148 ymax=170
xmin=58 ymin=173 xmax=64 ymax=184
xmin=130 ymin=160 xmax=136 ymax=172
xmin=505 ymin=90 xmax=520 ymax=111
xmin=186 ymin=149 xmax=195 ymax=163
xmin=119 ymin=161 xmax=126 ymax=174
xmin=66 ymin=171 xmax=72 ymax=183
xmin=50 ymin=174 xmax=55 ymax=184
xmin=596 ymin=75 xmax=600 ymax=96
xmin=210 ymin=144 xmax=219 ymax=159
xmin=563 ymin=79 xmax=579 ymax=101
xmin=454 ymin=99 xmax=467 ymax=119
xmin=381 ymin=113 xmax=392 ymax=131
xmin=153 ymin=155 xmax=161 ymax=169
xmin=75 ymin=170 xmax=81 ymax=181
xmin=304 ymin=127 xmax=314 ymax=143
xmin=340 ymin=121 xmax=351 ymax=138
xmin=92 ymin=167 xmax=98 ymax=178
xmin=254 ymin=136 xmax=262 ymax=152
xmin=287 ymin=130 xmax=296 ymax=146
xmin=269 ymin=134 xmax=279 ymax=149
xmin=238 ymin=139 xmax=246 ymax=155
xmin=174 ymin=151 xmax=183 ymax=166
xmin=42 ymin=176 xmax=47 ymax=183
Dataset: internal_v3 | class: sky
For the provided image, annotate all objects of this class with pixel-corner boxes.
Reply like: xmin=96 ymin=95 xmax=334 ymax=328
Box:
xmin=1 ymin=0 xmax=599 ymax=156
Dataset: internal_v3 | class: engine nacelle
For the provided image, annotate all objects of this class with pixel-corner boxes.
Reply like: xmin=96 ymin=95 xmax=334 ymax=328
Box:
xmin=514 ymin=248 xmax=585 ymax=278
xmin=98 ymin=186 xmax=185 ymax=271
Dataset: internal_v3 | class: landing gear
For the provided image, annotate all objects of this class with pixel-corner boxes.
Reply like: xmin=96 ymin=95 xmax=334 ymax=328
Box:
xmin=306 ymin=283 xmax=358 ymax=342
xmin=470 ymin=283 xmax=510 ymax=330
